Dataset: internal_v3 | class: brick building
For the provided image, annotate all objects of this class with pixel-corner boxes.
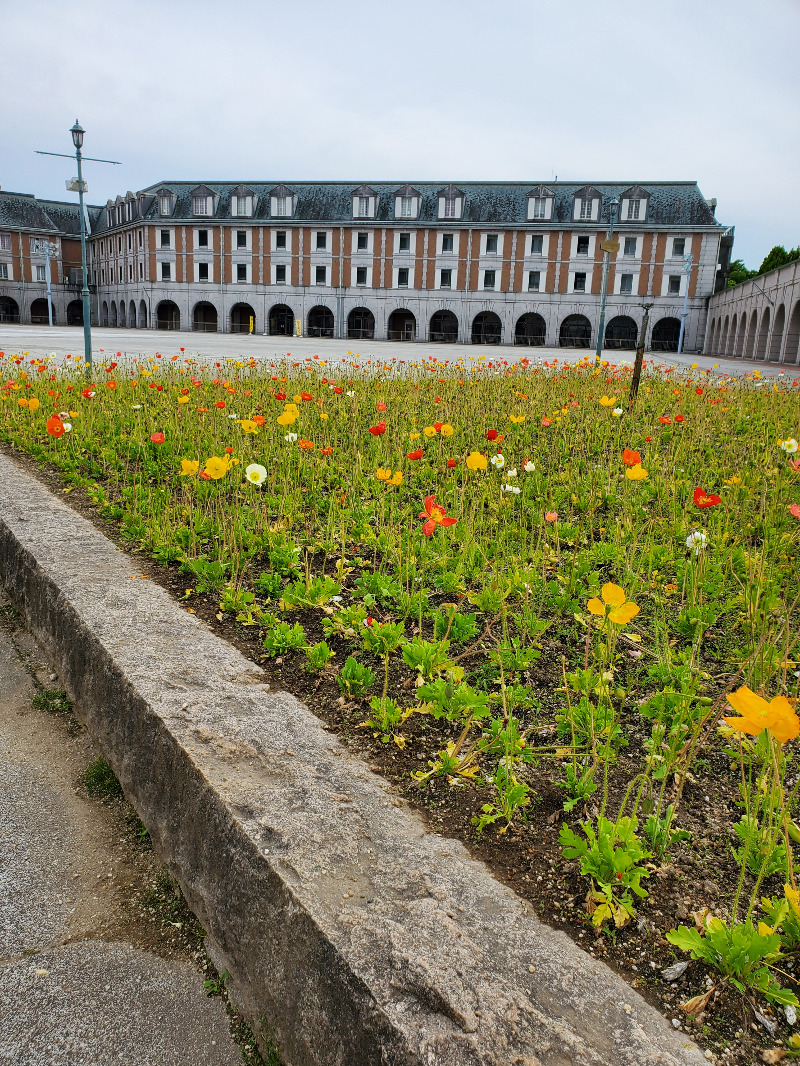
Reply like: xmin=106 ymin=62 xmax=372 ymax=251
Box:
xmin=1 ymin=179 xmax=731 ymax=351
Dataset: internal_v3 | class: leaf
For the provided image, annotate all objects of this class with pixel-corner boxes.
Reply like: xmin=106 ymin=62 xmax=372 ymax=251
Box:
xmin=680 ymin=989 xmax=713 ymax=1017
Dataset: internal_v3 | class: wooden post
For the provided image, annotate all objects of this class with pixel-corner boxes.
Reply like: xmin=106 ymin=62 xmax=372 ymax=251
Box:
xmin=629 ymin=303 xmax=653 ymax=407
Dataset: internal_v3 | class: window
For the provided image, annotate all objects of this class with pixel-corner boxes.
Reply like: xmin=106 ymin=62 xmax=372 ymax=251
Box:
xmin=573 ymin=272 xmax=586 ymax=292
xmin=139 ymin=263 xmax=144 ymax=280
xmin=673 ymin=238 xmax=686 ymax=257
xmin=198 ymin=230 xmax=209 ymax=247
xmin=315 ymin=265 xmax=326 ymax=285
xmin=127 ymin=234 xmax=132 ymax=251
xmin=620 ymin=274 xmax=633 ymax=294
xmin=356 ymin=266 xmax=367 ymax=285
xmin=440 ymin=269 xmax=452 ymax=288
xmin=530 ymin=235 xmax=543 ymax=254
xmin=276 ymin=196 xmax=289 ymax=216
xmin=128 ymin=264 xmax=133 ymax=281
xmin=235 ymin=197 xmax=249 ymax=216
xmin=358 ymin=196 xmax=370 ymax=218
xmin=626 ymin=199 xmax=641 ymax=220
xmin=531 ymin=197 xmax=548 ymax=219
xmin=528 ymin=270 xmax=540 ymax=291
xmin=401 ymin=196 xmax=414 ymax=217
xmin=36 ymin=265 xmax=46 ymax=282
xmin=236 ymin=230 xmax=247 ymax=249
xmin=0 ymin=234 xmax=11 ymax=251
xmin=138 ymin=230 xmax=143 ymax=248
xmin=668 ymin=275 xmax=681 ymax=294
xmin=483 ymin=270 xmax=496 ymax=290
xmin=275 ymin=264 xmax=286 ymax=283
xmin=101 ymin=268 xmax=105 ymax=284
xmin=579 ymin=198 xmax=594 ymax=220
xmin=276 ymin=231 xmax=287 ymax=249
xmin=160 ymin=230 xmax=170 ymax=249
xmin=443 ymin=197 xmax=457 ymax=218
xmin=193 ymin=196 xmax=209 ymax=216
xmin=486 ymin=234 xmax=498 ymax=254
xmin=399 ymin=232 xmax=410 ymax=252
xmin=236 ymin=263 xmax=247 ymax=282
xmin=316 ymin=232 xmax=327 ymax=250
xmin=159 ymin=195 xmax=172 ymax=215
xmin=623 ymin=237 xmax=637 ymax=256
xmin=0 ymin=264 xmax=8 ymax=279
xmin=441 ymin=234 xmax=454 ymax=253
xmin=576 ymin=236 xmax=590 ymax=255
xmin=398 ymin=267 xmax=409 ymax=287
xmin=118 ymin=237 xmax=123 ymax=253
xmin=198 ymin=263 xmax=209 ymax=281
xmin=161 ymin=262 xmax=171 ymax=281
xmin=357 ymin=232 xmax=368 ymax=251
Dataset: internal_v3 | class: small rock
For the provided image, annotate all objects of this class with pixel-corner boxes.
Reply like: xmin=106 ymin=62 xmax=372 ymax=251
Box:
xmin=704 ymin=1052 xmax=713 ymax=1061
xmin=786 ymin=1004 xmax=797 ymax=1026
xmin=754 ymin=1009 xmax=777 ymax=1035
xmin=49 ymin=673 xmax=57 ymax=681
xmin=672 ymin=1018 xmax=681 ymax=1029
xmin=662 ymin=960 xmax=690 ymax=982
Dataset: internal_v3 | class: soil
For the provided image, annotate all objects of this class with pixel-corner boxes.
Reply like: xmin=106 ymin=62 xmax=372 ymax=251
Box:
xmin=4 ymin=442 xmax=797 ymax=1066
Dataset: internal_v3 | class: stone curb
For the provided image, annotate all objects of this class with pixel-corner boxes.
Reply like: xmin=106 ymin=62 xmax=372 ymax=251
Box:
xmin=0 ymin=453 xmax=705 ymax=1066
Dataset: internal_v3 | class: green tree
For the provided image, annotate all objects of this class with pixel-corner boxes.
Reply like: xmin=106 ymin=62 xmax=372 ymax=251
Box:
xmin=727 ymin=259 xmax=757 ymax=288
xmin=757 ymin=245 xmax=800 ymax=274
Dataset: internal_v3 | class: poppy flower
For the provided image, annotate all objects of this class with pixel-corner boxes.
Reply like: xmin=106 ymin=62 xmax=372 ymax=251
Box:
xmin=408 ymin=448 xmax=424 ymax=460
xmin=150 ymin=432 xmax=166 ymax=444
xmin=541 ymin=417 xmax=553 ymax=427
xmin=301 ymin=392 xmax=313 ymax=401
xmin=274 ymin=391 xmax=287 ymax=401
xmin=180 ymin=459 xmax=199 ymax=476
xmin=587 ymin=583 xmax=640 ymax=625
xmin=369 ymin=421 xmax=386 ymax=436
xmin=723 ymin=686 xmax=799 ymax=744
xmin=599 ymin=396 xmax=616 ymax=407
xmin=46 ymin=416 xmax=65 ymax=437
xmin=424 ymin=425 xmax=437 ymax=437
xmin=204 ymin=456 xmax=232 ymax=479
xmin=545 ymin=511 xmax=558 ymax=523
xmin=245 ymin=463 xmax=268 ymax=486
xmin=419 ymin=495 xmax=457 ymax=537
xmin=622 ymin=448 xmax=641 ymax=466
xmin=376 ymin=467 xmax=392 ymax=481
xmin=625 ymin=464 xmax=649 ymax=481
xmin=509 ymin=414 xmax=525 ymax=424
xmin=389 ymin=471 xmax=402 ymax=486
xmin=466 ymin=451 xmax=488 ymax=471
xmin=790 ymin=503 xmax=800 ymax=520
xmin=376 ymin=402 xmax=387 ymax=411
xmin=333 ymin=387 xmax=343 ymax=395
xmin=447 ymin=458 xmax=457 ymax=468
xmin=486 ymin=429 xmax=498 ymax=441
xmin=658 ymin=416 xmax=672 ymax=425
xmin=440 ymin=423 xmax=454 ymax=437
xmin=252 ymin=415 xmax=266 ymax=427
xmin=674 ymin=414 xmax=686 ymax=423
xmin=645 ymin=436 xmax=653 ymax=443
xmin=298 ymin=439 xmax=315 ymax=450
xmin=693 ymin=487 xmax=722 ymax=508
xmin=780 ymin=438 xmax=799 ymax=454
xmin=319 ymin=446 xmax=334 ymax=456
xmin=215 ymin=401 xmax=226 ymax=409
xmin=81 ymin=387 xmax=95 ymax=399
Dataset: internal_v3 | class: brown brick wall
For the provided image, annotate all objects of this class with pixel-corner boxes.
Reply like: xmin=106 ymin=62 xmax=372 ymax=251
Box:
xmin=512 ymin=230 xmax=525 ymax=292
xmin=558 ymin=231 xmax=571 ymax=292
xmin=251 ymin=228 xmax=260 ymax=285
xmin=372 ymin=229 xmax=382 ymax=287
xmin=638 ymin=234 xmax=653 ymax=296
xmin=426 ymin=229 xmax=436 ymax=288
xmin=650 ymin=234 xmax=667 ymax=297
xmin=468 ymin=231 xmax=479 ymax=290
xmin=688 ymin=234 xmax=703 ymax=297
xmin=343 ymin=228 xmax=352 ymax=288
xmin=590 ymin=235 xmax=604 ymax=294
xmin=500 ymin=232 xmax=512 ymax=291
xmin=456 ymin=232 xmax=467 ymax=290
xmin=301 ymin=229 xmax=310 ymax=287
xmin=544 ymin=233 xmax=558 ymax=294
xmin=331 ymin=228 xmax=341 ymax=287
xmin=414 ymin=230 xmax=425 ymax=289
xmin=148 ymin=227 xmax=156 ymax=284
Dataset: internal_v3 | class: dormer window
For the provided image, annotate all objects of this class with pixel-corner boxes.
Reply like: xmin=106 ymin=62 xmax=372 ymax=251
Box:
xmin=437 ymin=185 xmax=464 ymax=220
xmin=394 ymin=185 xmax=420 ymax=220
xmin=159 ymin=195 xmax=172 ymax=215
xmin=276 ymin=197 xmax=289 ymax=216
xmin=619 ymin=187 xmax=649 ymax=224
xmin=626 ymin=199 xmax=640 ymax=220
xmin=573 ymin=186 xmax=601 ymax=222
xmin=270 ymin=185 xmax=295 ymax=218
xmin=193 ymin=195 xmax=209 ymax=215
xmin=400 ymin=197 xmax=413 ymax=217
xmin=527 ymin=186 xmax=554 ymax=221
xmin=190 ymin=185 xmax=215 ymax=218
xmin=351 ymin=185 xmax=377 ymax=219
xmin=231 ymin=185 xmax=255 ymax=218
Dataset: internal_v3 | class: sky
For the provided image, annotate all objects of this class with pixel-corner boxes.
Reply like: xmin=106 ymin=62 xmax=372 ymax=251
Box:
xmin=3 ymin=0 xmax=798 ymax=268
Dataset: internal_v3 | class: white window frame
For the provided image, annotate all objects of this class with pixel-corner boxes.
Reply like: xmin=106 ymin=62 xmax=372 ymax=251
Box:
xmin=273 ymin=263 xmax=287 ymax=284
xmin=233 ymin=195 xmax=252 ymax=217
xmin=396 ymin=232 xmax=412 ymax=253
xmin=0 ymin=263 xmax=9 ymax=280
xmin=354 ymin=264 xmax=369 ymax=286
xmin=438 ymin=194 xmax=463 ymax=220
xmin=192 ymin=195 xmax=210 ymax=216
xmin=528 ymin=196 xmax=552 ymax=220
xmin=483 ymin=233 xmax=500 ymax=256
xmin=527 ymin=270 xmax=540 ymax=292
xmin=573 ymin=197 xmax=599 ymax=222
xmin=396 ymin=266 xmax=410 ymax=288
xmin=671 ymin=237 xmax=687 ymax=258
xmin=35 ymin=264 xmax=47 ymax=282
xmin=572 ymin=271 xmax=587 ymax=293
xmin=160 ymin=261 xmax=172 ymax=282
xmin=571 ymin=234 xmax=596 ymax=258
xmin=438 ymin=232 xmax=458 ymax=255
xmin=273 ymin=230 xmax=288 ymax=252
xmin=626 ymin=199 xmax=641 ymax=220
xmin=623 ymin=236 xmax=638 ymax=257
xmin=315 ymin=265 xmax=327 ymax=286
xmin=665 ymin=273 xmax=685 ymax=296
xmin=235 ymin=229 xmax=251 ymax=251
xmin=235 ymin=262 xmax=250 ymax=284
xmin=619 ymin=273 xmax=634 ymax=294
xmin=0 ymin=234 xmax=10 ymax=252
xmin=354 ymin=231 xmax=373 ymax=254
xmin=481 ymin=268 xmax=497 ymax=290
xmin=159 ymin=195 xmax=172 ymax=216
xmin=400 ymin=196 xmax=413 ymax=218
xmin=195 ymin=261 xmax=213 ymax=283
xmin=437 ymin=268 xmax=453 ymax=290
xmin=529 ymin=235 xmax=544 ymax=255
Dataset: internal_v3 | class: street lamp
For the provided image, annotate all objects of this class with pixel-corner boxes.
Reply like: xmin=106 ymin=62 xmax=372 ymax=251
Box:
xmin=594 ymin=198 xmax=619 ymax=367
xmin=676 ymin=253 xmax=694 ymax=356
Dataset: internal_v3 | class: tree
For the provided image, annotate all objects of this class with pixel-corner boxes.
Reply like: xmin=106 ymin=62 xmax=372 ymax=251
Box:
xmin=727 ymin=259 xmax=757 ymax=288
xmin=757 ymin=245 xmax=800 ymax=274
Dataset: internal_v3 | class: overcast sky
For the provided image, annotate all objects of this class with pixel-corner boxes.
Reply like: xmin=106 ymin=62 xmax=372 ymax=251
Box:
xmin=3 ymin=0 xmax=797 ymax=267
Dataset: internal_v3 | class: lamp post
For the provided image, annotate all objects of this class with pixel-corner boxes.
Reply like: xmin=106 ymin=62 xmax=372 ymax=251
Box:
xmin=676 ymin=252 xmax=694 ymax=356
xmin=38 ymin=239 xmax=59 ymax=327
xmin=594 ymin=197 xmax=619 ymax=367
xmin=70 ymin=121 xmax=93 ymax=372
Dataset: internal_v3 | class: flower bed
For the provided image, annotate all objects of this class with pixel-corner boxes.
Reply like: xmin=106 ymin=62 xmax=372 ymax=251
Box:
xmin=2 ymin=346 xmax=799 ymax=1063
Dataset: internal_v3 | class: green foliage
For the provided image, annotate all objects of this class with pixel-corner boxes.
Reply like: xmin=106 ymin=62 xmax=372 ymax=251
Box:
xmin=643 ymin=805 xmax=691 ymax=858
xmin=733 ymin=814 xmax=787 ymax=878
xmin=432 ymin=609 xmax=479 ymax=644
xmin=32 ymin=688 xmax=71 ymax=715
xmin=262 ymin=621 xmax=306 ymax=656
xmin=365 ymin=696 xmax=405 ymax=737
xmin=280 ymin=575 xmax=341 ymax=610
xmin=321 ymin=603 xmax=367 ymax=641
xmin=559 ymin=816 xmax=650 ymax=928
xmin=337 ymin=656 xmax=375 ymax=699
xmin=402 ymin=637 xmax=454 ymax=681
xmin=361 ymin=620 xmax=406 ymax=657
xmin=758 ymin=244 xmax=800 ymax=275
xmin=305 ymin=641 xmax=334 ymax=673
xmin=727 ymin=259 xmax=758 ymax=287
xmin=219 ymin=584 xmax=255 ymax=613
xmin=416 ymin=678 xmax=491 ymax=721
xmin=84 ymin=757 xmax=123 ymax=799
xmin=473 ymin=761 xmax=531 ymax=833
xmin=253 ymin=571 xmax=284 ymax=600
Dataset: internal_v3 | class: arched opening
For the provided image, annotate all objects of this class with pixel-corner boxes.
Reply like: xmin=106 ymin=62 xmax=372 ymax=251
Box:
xmin=429 ymin=310 xmax=458 ymax=343
xmin=559 ymin=314 xmax=592 ymax=348
xmin=307 ymin=305 xmax=334 ymax=338
xmin=721 ymin=315 xmax=729 ymax=355
xmin=472 ymin=311 xmax=502 ymax=345
xmin=514 ymin=313 xmax=546 ymax=346
xmin=232 ymin=303 xmax=256 ymax=334
xmin=268 ymin=304 xmax=294 ymax=336
xmin=119 ymin=301 xmax=127 ymax=328
xmin=736 ymin=314 xmax=748 ymax=357
xmin=193 ymin=302 xmax=218 ymax=332
xmin=756 ymin=308 xmax=771 ymax=360
xmin=30 ymin=298 xmax=54 ymax=325
xmin=156 ymin=300 xmax=180 ymax=330
xmin=101 ymin=301 xmax=109 ymax=327
xmin=785 ymin=301 xmax=800 ymax=364
xmin=745 ymin=311 xmax=759 ymax=359
xmin=138 ymin=300 xmax=148 ymax=329
xmin=650 ymin=317 xmax=681 ymax=352
xmin=0 ymin=296 xmax=20 ymax=323
xmin=347 ymin=307 xmax=375 ymax=340
xmin=129 ymin=300 xmax=137 ymax=328
xmin=769 ymin=305 xmax=786 ymax=362
xmin=109 ymin=301 xmax=118 ymax=327
xmin=387 ymin=309 xmax=416 ymax=341
xmin=604 ymin=315 xmax=638 ymax=350
xmin=66 ymin=300 xmax=83 ymax=326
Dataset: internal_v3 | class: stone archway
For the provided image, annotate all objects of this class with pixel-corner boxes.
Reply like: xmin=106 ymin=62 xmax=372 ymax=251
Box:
xmin=268 ymin=304 xmax=294 ymax=336
xmin=651 ymin=317 xmax=681 ymax=352
xmin=769 ymin=305 xmax=786 ymax=362
xmin=785 ymin=301 xmax=800 ymax=364
xmin=0 ymin=296 xmax=20 ymax=323
xmin=387 ymin=309 xmax=416 ymax=341
xmin=232 ymin=303 xmax=256 ymax=334
xmin=472 ymin=311 xmax=502 ymax=345
xmin=559 ymin=314 xmax=591 ymax=348
xmin=307 ymin=305 xmax=334 ymax=338
xmin=429 ymin=310 xmax=458 ymax=342
xmin=604 ymin=315 xmax=638 ymax=350
xmin=514 ymin=313 xmax=546 ymax=346
xmin=67 ymin=300 xmax=83 ymax=326
xmin=156 ymin=301 xmax=180 ymax=330
xmin=756 ymin=308 xmax=771 ymax=360
xmin=347 ymin=307 xmax=375 ymax=340
xmin=193 ymin=302 xmax=218 ymax=332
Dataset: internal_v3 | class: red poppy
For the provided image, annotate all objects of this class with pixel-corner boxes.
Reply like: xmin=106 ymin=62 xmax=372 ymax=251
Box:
xmin=225 ymin=446 xmax=234 ymax=454
xmin=693 ymin=487 xmax=721 ymax=508
xmin=46 ymin=416 xmax=65 ymax=437
xmin=81 ymin=387 xmax=95 ymax=399
xmin=274 ymin=391 xmax=287 ymax=401
xmin=434 ymin=421 xmax=444 ymax=432
xmin=486 ymin=429 xmax=498 ymax=441
xmin=408 ymin=448 xmax=424 ymax=460
xmin=199 ymin=471 xmax=211 ymax=480
xmin=419 ymin=495 xmax=457 ymax=537
xmin=150 ymin=432 xmax=166 ymax=444
xmin=658 ymin=416 xmax=672 ymax=424
xmin=215 ymin=401 xmax=226 ymax=409
xmin=319 ymin=446 xmax=334 ymax=455
xmin=675 ymin=414 xmax=686 ymax=423
xmin=252 ymin=415 xmax=266 ymax=426
xmin=369 ymin=421 xmax=386 ymax=436
xmin=301 ymin=392 xmax=313 ymax=401
xmin=107 ymin=381 xmax=117 ymax=390
xmin=376 ymin=402 xmax=387 ymax=411
xmin=180 ymin=388 xmax=190 ymax=395
xmin=447 ymin=458 xmax=457 ymax=468
xmin=695 ymin=387 xmax=704 ymax=395
xmin=645 ymin=435 xmax=653 ymax=442
xmin=622 ymin=448 xmax=641 ymax=467
xmin=333 ymin=387 xmax=343 ymax=395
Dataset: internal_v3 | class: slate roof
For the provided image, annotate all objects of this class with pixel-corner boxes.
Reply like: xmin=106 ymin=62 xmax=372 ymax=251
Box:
xmin=0 ymin=191 xmax=101 ymax=236
xmin=84 ymin=181 xmax=723 ymax=235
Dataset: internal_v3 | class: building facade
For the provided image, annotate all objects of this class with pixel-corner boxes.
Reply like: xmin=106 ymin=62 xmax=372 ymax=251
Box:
xmin=1 ymin=180 xmax=731 ymax=351
xmin=704 ymin=259 xmax=800 ymax=365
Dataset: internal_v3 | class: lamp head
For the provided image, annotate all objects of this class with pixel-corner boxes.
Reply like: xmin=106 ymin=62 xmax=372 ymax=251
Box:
xmin=70 ymin=121 xmax=84 ymax=150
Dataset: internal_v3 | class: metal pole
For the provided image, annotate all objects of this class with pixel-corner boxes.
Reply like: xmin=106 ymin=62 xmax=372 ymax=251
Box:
xmin=676 ymin=253 xmax=693 ymax=355
xmin=594 ymin=198 xmax=619 ymax=366
xmin=75 ymin=146 xmax=92 ymax=374
xmin=43 ymin=243 xmax=54 ymax=327
xmin=628 ymin=303 xmax=653 ymax=407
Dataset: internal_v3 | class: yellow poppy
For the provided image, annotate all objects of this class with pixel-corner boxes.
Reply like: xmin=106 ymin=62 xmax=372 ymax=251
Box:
xmin=204 ymin=456 xmax=232 ymax=480
xmin=277 ymin=411 xmax=297 ymax=426
xmin=180 ymin=459 xmax=200 ymax=476
xmin=389 ymin=471 xmax=403 ymax=486
xmin=409 ymin=431 xmax=421 ymax=440
xmin=625 ymin=464 xmax=649 ymax=481
xmin=509 ymin=414 xmax=526 ymax=424
xmin=466 ymin=451 xmax=488 ymax=471
xmin=587 ymin=583 xmax=640 ymax=625
xmin=722 ymin=686 xmax=799 ymax=745
xmin=424 ymin=425 xmax=437 ymax=437
xmin=177 ymin=396 xmax=190 ymax=405
xmin=440 ymin=423 xmax=454 ymax=437
xmin=239 ymin=419 xmax=259 ymax=434
xmin=376 ymin=467 xmax=392 ymax=481
xmin=599 ymin=395 xmax=616 ymax=407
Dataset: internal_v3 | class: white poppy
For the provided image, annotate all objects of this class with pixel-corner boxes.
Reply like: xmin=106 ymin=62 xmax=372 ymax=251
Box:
xmin=780 ymin=438 xmax=798 ymax=454
xmin=490 ymin=454 xmax=505 ymax=469
xmin=502 ymin=484 xmax=521 ymax=494
xmin=245 ymin=463 xmax=267 ymax=486
xmin=284 ymin=432 xmax=298 ymax=443
xmin=612 ymin=407 xmax=623 ymax=417
xmin=132 ymin=404 xmax=142 ymax=410
xmin=346 ymin=391 xmax=355 ymax=397
xmin=685 ymin=530 xmax=707 ymax=555
xmin=524 ymin=460 xmax=535 ymax=473
xmin=506 ymin=468 xmax=517 ymax=479
xmin=62 ymin=422 xmax=72 ymax=433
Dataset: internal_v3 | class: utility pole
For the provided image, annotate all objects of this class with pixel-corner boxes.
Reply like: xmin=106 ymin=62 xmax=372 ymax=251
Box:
xmin=676 ymin=252 xmax=694 ymax=355
xmin=39 ymin=239 xmax=59 ymax=327
xmin=36 ymin=120 xmax=120 ymax=375
xmin=594 ymin=198 xmax=619 ymax=366
xmin=628 ymin=303 xmax=653 ymax=407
